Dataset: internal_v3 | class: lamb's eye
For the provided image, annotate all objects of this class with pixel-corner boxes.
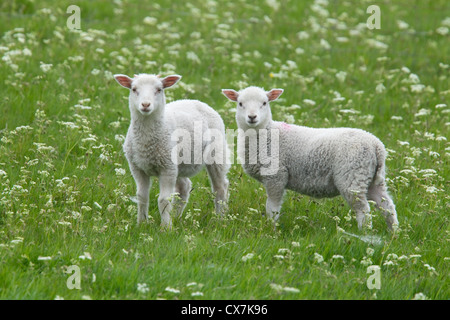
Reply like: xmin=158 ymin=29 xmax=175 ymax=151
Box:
xmin=239 ymin=102 xmax=243 ymax=107
xmin=132 ymin=87 xmax=137 ymax=93
xmin=156 ymin=88 xmax=162 ymax=94
xmin=262 ymin=101 xmax=267 ymax=106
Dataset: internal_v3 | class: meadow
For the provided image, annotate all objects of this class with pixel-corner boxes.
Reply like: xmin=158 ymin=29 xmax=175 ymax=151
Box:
xmin=0 ymin=0 xmax=448 ymax=300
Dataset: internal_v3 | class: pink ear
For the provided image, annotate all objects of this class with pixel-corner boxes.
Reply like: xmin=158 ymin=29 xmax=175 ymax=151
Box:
xmin=114 ymin=74 xmax=133 ymax=89
xmin=162 ymin=75 xmax=182 ymax=89
xmin=267 ymin=89 xmax=284 ymax=101
xmin=222 ymin=89 xmax=239 ymax=102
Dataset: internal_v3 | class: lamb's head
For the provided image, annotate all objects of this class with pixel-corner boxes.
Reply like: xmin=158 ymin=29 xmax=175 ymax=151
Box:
xmin=114 ymin=73 xmax=181 ymax=116
xmin=222 ymin=86 xmax=283 ymax=129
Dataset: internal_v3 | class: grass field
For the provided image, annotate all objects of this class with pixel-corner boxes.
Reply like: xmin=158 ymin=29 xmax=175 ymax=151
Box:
xmin=0 ymin=0 xmax=448 ymax=300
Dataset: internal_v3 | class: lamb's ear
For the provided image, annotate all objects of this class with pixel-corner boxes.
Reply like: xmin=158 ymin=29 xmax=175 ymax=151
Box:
xmin=114 ymin=74 xmax=133 ymax=89
xmin=162 ymin=75 xmax=182 ymax=89
xmin=222 ymin=89 xmax=239 ymax=102
xmin=267 ymin=89 xmax=284 ymax=101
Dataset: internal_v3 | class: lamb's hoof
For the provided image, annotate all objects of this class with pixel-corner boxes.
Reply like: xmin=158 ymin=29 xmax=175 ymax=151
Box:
xmin=137 ymin=215 xmax=148 ymax=224
xmin=160 ymin=220 xmax=173 ymax=231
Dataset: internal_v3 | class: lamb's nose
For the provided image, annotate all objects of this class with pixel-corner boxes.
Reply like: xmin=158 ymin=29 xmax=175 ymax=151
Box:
xmin=141 ymin=102 xmax=151 ymax=109
xmin=248 ymin=115 xmax=257 ymax=121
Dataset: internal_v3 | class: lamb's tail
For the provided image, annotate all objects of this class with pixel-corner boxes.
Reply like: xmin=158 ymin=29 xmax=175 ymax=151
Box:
xmin=373 ymin=143 xmax=387 ymax=186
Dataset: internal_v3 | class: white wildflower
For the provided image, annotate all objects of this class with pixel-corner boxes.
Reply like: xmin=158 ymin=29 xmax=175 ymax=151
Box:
xmin=165 ymin=287 xmax=180 ymax=294
xmin=335 ymin=71 xmax=347 ymax=83
xmin=303 ymin=99 xmax=316 ymax=106
xmin=143 ymin=16 xmax=157 ymax=25
xmin=265 ymin=0 xmax=280 ymax=11
xmin=313 ymin=253 xmax=324 ymax=263
xmin=40 ymin=61 xmax=53 ymax=73
xmin=366 ymin=247 xmax=375 ymax=256
xmin=137 ymin=283 xmax=149 ymax=294
xmin=282 ymin=287 xmax=300 ymax=293
xmin=242 ymin=253 xmax=255 ymax=262
xmin=412 ymin=292 xmax=428 ymax=300
xmin=115 ymin=168 xmax=126 ymax=176
xmin=320 ymin=39 xmax=331 ymax=50
xmin=191 ymin=292 xmax=204 ymax=297
xmin=186 ymin=51 xmax=200 ymax=64
xmin=37 ymin=256 xmax=52 ymax=261
xmin=411 ymin=84 xmax=425 ymax=92
xmin=79 ymin=252 xmax=92 ymax=260
xmin=376 ymin=83 xmax=386 ymax=93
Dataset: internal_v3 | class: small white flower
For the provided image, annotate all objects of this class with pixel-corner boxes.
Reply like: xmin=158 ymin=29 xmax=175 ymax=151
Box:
xmin=282 ymin=287 xmax=300 ymax=293
xmin=265 ymin=0 xmax=280 ymax=11
xmin=37 ymin=256 xmax=52 ymax=261
xmin=40 ymin=61 xmax=53 ymax=73
xmin=143 ymin=16 xmax=157 ymax=25
xmin=313 ymin=253 xmax=324 ymax=263
xmin=320 ymin=39 xmax=331 ymax=50
xmin=79 ymin=252 xmax=92 ymax=260
xmin=376 ymin=83 xmax=386 ymax=93
xmin=165 ymin=287 xmax=180 ymax=294
xmin=303 ymin=99 xmax=316 ymax=106
xmin=186 ymin=51 xmax=200 ymax=64
xmin=401 ymin=66 xmax=410 ymax=73
xmin=335 ymin=71 xmax=347 ymax=83
xmin=191 ymin=292 xmax=204 ymax=297
xmin=242 ymin=253 xmax=255 ymax=262
xmin=412 ymin=292 xmax=428 ymax=300
xmin=411 ymin=84 xmax=425 ymax=92
xmin=366 ymin=247 xmax=375 ymax=256
xmin=115 ymin=168 xmax=126 ymax=176
xmin=425 ymin=186 xmax=439 ymax=194
xmin=137 ymin=283 xmax=149 ymax=294
xmin=186 ymin=282 xmax=198 ymax=287
xmin=414 ymin=108 xmax=431 ymax=117
xmin=269 ymin=283 xmax=283 ymax=292
xmin=436 ymin=26 xmax=448 ymax=36
xmin=360 ymin=256 xmax=373 ymax=266
xmin=297 ymin=31 xmax=310 ymax=40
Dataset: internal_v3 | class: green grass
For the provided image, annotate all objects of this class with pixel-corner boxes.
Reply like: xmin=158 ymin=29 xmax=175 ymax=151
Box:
xmin=0 ymin=0 xmax=449 ymax=300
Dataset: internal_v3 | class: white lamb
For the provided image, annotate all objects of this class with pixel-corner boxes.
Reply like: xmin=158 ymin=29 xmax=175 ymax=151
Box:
xmin=222 ymin=86 xmax=398 ymax=230
xmin=114 ymin=73 xmax=229 ymax=228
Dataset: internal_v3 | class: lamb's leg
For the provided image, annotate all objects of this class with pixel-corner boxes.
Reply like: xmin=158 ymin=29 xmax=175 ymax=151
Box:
xmin=173 ymin=177 xmax=192 ymax=218
xmin=342 ymin=191 xmax=370 ymax=229
xmin=264 ymin=181 xmax=286 ymax=222
xmin=158 ymin=172 xmax=177 ymax=229
xmin=206 ymin=164 xmax=229 ymax=216
xmin=130 ymin=165 xmax=151 ymax=224
xmin=368 ymin=184 xmax=398 ymax=230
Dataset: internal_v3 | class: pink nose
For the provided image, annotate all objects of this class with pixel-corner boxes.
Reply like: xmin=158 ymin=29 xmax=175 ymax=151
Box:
xmin=141 ymin=102 xmax=150 ymax=109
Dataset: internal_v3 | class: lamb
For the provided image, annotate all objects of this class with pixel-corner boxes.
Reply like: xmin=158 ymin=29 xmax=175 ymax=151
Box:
xmin=222 ymin=86 xmax=398 ymax=230
xmin=114 ymin=73 xmax=229 ymax=228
